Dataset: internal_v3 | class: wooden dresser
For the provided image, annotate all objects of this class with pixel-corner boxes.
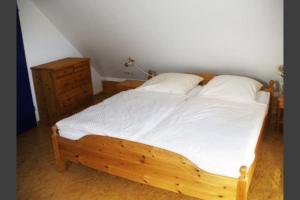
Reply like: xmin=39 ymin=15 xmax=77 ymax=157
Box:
xmin=31 ymin=58 xmax=93 ymax=124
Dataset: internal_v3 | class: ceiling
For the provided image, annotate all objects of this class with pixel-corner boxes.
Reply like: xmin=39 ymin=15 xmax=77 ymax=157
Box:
xmin=32 ymin=0 xmax=283 ymax=82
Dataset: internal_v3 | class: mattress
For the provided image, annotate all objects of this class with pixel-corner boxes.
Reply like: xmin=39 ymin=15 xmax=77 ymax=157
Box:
xmin=56 ymin=89 xmax=270 ymax=178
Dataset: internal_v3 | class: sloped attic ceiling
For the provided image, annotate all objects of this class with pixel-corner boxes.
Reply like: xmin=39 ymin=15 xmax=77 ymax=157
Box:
xmin=32 ymin=0 xmax=283 ymax=82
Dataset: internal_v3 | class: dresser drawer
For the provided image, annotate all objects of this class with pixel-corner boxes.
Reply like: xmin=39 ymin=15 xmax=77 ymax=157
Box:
xmin=73 ymin=69 xmax=91 ymax=84
xmin=74 ymin=61 xmax=89 ymax=72
xmin=55 ymin=67 xmax=74 ymax=78
xmin=58 ymin=93 xmax=92 ymax=116
xmin=58 ymin=83 xmax=92 ymax=100
xmin=55 ymin=69 xmax=91 ymax=95
xmin=58 ymin=84 xmax=92 ymax=106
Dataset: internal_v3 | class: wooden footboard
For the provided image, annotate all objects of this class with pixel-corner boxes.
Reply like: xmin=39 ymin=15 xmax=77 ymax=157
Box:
xmin=51 ymin=79 xmax=274 ymax=200
xmin=52 ymin=126 xmax=241 ymax=199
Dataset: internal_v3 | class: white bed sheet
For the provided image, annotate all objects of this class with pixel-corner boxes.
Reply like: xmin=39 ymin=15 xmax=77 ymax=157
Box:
xmin=57 ymin=89 xmax=269 ymax=178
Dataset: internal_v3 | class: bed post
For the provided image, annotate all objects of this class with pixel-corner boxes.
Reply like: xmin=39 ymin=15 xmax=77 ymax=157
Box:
xmin=51 ymin=125 xmax=65 ymax=172
xmin=268 ymin=80 xmax=275 ymax=94
xmin=267 ymin=80 xmax=275 ymax=128
xmin=236 ymin=166 xmax=248 ymax=200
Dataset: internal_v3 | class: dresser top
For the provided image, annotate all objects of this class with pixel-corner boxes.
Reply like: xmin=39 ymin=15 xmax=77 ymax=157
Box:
xmin=31 ymin=57 xmax=90 ymax=71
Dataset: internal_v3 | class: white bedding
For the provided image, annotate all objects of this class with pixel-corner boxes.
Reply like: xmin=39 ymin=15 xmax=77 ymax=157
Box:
xmin=57 ymin=90 xmax=188 ymax=140
xmin=56 ymin=89 xmax=269 ymax=178
xmin=133 ymin=94 xmax=269 ymax=178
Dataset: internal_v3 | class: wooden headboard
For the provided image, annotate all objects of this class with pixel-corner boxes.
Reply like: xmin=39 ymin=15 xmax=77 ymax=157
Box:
xmin=193 ymin=73 xmax=215 ymax=85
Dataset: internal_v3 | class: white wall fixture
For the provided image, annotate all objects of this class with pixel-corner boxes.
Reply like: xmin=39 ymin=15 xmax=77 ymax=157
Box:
xmin=124 ymin=57 xmax=155 ymax=79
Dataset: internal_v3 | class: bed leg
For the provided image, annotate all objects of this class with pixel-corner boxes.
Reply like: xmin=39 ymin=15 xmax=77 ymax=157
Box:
xmin=236 ymin=166 xmax=248 ymax=200
xmin=51 ymin=126 xmax=65 ymax=172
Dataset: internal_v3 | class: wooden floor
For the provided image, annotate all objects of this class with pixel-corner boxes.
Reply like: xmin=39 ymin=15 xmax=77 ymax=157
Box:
xmin=17 ymin=94 xmax=283 ymax=200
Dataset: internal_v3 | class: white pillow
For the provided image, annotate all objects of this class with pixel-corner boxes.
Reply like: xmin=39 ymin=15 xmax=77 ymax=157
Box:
xmin=187 ymin=85 xmax=203 ymax=97
xmin=136 ymin=73 xmax=203 ymax=94
xmin=199 ymin=75 xmax=263 ymax=102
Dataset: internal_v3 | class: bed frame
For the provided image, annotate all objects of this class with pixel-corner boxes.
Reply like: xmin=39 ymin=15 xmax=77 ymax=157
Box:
xmin=51 ymin=73 xmax=274 ymax=200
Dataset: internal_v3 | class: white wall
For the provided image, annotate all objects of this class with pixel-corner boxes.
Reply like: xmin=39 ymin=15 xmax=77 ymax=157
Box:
xmin=17 ymin=0 xmax=103 ymax=120
xmin=33 ymin=0 xmax=283 ymax=84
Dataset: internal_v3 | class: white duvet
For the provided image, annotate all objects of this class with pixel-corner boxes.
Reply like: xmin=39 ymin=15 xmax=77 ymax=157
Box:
xmin=133 ymin=96 xmax=269 ymax=178
xmin=56 ymin=90 xmax=188 ymax=140
xmin=56 ymin=89 xmax=269 ymax=178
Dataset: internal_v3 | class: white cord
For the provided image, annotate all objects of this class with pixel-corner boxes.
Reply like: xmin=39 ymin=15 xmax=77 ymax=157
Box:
xmin=133 ymin=64 xmax=154 ymax=78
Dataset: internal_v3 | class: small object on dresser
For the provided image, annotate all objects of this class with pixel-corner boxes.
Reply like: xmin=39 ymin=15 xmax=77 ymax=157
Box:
xmin=31 ymin=57 xmax=93 ymax=124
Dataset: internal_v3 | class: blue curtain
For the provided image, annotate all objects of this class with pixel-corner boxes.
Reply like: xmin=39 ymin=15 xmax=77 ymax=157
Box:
xmin=17 ymin=8 xmax=37 ymax=134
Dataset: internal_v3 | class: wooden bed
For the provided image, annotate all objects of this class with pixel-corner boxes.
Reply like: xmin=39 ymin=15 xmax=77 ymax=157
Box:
xmin=51 ymin=73 xmax=274 ymax=200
